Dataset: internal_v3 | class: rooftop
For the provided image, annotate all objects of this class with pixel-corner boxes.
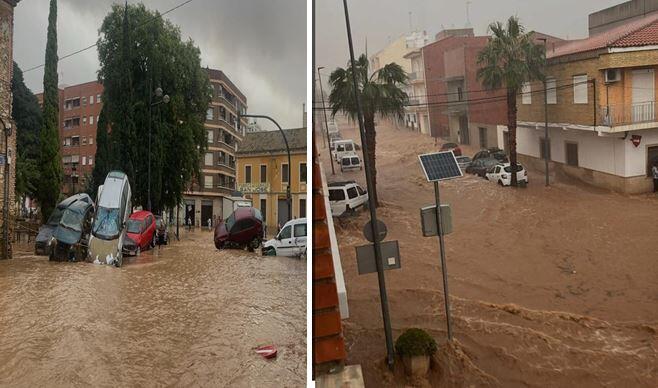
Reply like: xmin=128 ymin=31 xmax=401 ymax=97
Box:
xmin=237 ymin=127 xmax=306 ymax=155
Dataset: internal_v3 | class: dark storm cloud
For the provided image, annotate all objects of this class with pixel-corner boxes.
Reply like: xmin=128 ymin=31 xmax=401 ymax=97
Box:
xmin=315 ymin=0 xmax=622 ymax=76
xmin=13 ymin=0 xmax=307 ymax=130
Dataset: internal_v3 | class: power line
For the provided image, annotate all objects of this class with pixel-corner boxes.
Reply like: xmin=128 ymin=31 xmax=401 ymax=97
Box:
xmin=23 ymin=0 xmax=195 ymax=74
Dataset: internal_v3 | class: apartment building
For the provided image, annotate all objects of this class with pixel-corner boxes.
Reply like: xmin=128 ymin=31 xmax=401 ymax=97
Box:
xmin=182 ymin=68 xmax=247 ymax=227
xmin=515 ymin=12 xmax=658 ymax=193
xmin=403 ymin=48 xmax=429 ymax=134
xmin=236 ymin=128 xmax=306 ymax=234
xmin=37 ymin=81 xmax=103 ymax=195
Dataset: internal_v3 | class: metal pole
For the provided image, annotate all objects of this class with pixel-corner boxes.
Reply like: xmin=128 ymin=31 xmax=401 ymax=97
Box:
xmin=317 ymin=67 xmax=335 ymax=174
xmin=148 ymin=79 xmax=152 ymax=212
xmin=342 ymin=0 xmax=395 ymax=368
xmin=433 ymin=181 xmax=453 ymax=340
xmin=176 ymin=201 xmax=180 ymax=241
xmin=540 ymin=38 xmax=549 ymax=187
xmin=2 ymin=119 xmax=9 ymax=260
xmin=238 ymin=114 xmax=292 ymax=223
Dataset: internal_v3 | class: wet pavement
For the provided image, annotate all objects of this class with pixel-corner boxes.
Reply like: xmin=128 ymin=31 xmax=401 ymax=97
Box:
xmin=0 ymin=230 xmax=306 ymax=387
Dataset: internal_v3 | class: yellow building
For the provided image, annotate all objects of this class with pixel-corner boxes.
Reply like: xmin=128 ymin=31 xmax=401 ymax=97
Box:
xmin=236 ymin=128 xmax=306 ymax=234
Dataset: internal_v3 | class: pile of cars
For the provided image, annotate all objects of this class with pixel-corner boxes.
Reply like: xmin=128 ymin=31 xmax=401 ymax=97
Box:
xmin=447 ymin=145 xmax=529 ymax=187
xmin=35 ymin=170 xmax=170 ymax=267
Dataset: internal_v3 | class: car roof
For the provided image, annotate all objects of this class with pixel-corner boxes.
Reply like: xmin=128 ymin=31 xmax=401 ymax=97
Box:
xmin=232 ymin=206 xmax=255 ymax=220
xmin=66 ymin=200 xmax=93 ymax=214
xmin=57 ymin=193 xmax=92 ymax=209
xmin=130 ymin=210 xmax=153 ymax=220
xmin=334 ymin=139 xmax=354 ymax=144
xmin=328 ymin=180 xmax=356 ymax=187
xmin=283 ymin=218 xmax=307 ymax=227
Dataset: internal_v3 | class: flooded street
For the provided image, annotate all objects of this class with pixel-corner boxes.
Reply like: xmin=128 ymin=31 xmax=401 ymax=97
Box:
xmin=320 ymin=118 xmax=658 ymax=387
xmin=0 ymin=230 xmax=306 ymax=387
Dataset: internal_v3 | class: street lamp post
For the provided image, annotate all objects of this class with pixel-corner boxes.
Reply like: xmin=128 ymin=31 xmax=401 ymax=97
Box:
xmin=237 ymin=114 xmax=292 ymax=223
xmin=539 ymin=38 xmax=550 ymax=186
xmin=317 ymin=67 xmax=335 ymax=175
xmin=148 ymin=81 xmax=170 ymax=212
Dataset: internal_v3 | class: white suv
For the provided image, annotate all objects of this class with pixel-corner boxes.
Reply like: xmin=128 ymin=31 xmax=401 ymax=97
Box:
xmin=328 ymin=181 xmax=368 ymax=216
xmin=486 ymin=163 xmax=528 ymax=186
xmin=262 ymin=218 xmax=307 ymax=258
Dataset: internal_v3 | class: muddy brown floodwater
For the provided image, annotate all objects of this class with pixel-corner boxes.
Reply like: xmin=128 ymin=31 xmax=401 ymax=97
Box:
xmin=319 ymin=117 xmax=658 ymax=387
xmin=0 ymin=230 xmax=306 ymax=387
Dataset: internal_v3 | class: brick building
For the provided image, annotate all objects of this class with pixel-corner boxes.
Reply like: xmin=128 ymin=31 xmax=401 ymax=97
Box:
xmin=516 ymin=12 xmax=658 ymax=193
xmin=0 ymin=0 xmax=19 ymax=260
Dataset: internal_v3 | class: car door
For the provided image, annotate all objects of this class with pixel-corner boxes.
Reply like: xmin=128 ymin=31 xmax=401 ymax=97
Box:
xmin=292 ymin=222 xmax=307 ymax=256
xmin=346 ymin=186 xmax=359 ymax=209
xmin=356 ymin=185 xmax=368 ymax=207
xmin=487 ymin=166 xmax=499 ymax=181
xmin=328 ymin=188 xmax=347 ymax=215
xmin=276 ymin=224 xmax=294 ymax=256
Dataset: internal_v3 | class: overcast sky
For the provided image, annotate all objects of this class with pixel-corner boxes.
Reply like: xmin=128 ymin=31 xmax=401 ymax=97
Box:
xmin=13 ymin=0 xmax=307 ymax=131
xmin=315 ymin=0 xmax=622 ymax=80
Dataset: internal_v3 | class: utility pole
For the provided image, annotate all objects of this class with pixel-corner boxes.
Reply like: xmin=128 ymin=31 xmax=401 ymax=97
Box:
xmin=317 ymin=67 xmax=335 ymax=174
xmin=0 ymin=118 xmax=11 ymax=260
xmin=539 ymin=37 xmax=550 ymax=186
xmin=342 ymin=0 xmax=395 ymax=369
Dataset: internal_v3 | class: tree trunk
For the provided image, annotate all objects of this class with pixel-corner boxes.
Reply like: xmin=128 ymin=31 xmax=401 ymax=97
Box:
xmin=507 ymin=89 xmax=518 ymax=187
xmin=364 ymin=113 xmax=379 ymax=206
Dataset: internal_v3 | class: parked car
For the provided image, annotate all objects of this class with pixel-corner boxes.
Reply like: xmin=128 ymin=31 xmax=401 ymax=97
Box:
xmin=328 ymin=181 xmax=368 ymax=216
xmin=214 ymin=207 xmax=264 ymax=250
xmin=466 ymin=157 xmax=500 ymax=177
xmin=155 ymin=215 xmax=168 ymax=245
xmin=472 ymin=147 xmax=508 ymax=163
xmin=123 ymin=211 xmax=157 ymax=256
xmin=35 ymin=193 xmax=92 ymax=256
xmin=332 ymin=139 xmax=357 ymax=162
xmin=262 ymin=218 xmax=307 ymax=258
xmin=455 ymin=156 xmax=472 ymax=172
xmin=440 ymin=142 xmax=462 ymax=156
xmin=340 ymin=154 xmax=362 ymax=172
xmin=486 ymin=163 xmax=529 ymax=186
xmin=49 ymin=195 xmax=95 ymax=261
xmin=88 ymin=171 xmax=132 ymax=267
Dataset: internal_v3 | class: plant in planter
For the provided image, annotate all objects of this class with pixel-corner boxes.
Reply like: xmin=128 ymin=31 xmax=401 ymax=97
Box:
xmin=395 ymin=328 xmax=437 ymax=379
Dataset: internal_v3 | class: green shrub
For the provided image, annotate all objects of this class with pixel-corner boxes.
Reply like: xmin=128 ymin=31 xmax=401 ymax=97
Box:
xmin=395 ymin=328 xmax=438 ymax=357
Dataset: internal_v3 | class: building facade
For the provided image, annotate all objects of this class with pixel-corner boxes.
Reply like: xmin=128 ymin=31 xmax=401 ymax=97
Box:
xmin=402 ymin=48 xmax=429 ymax=134
xmin=516 ymin=13 xmax=658 ymax=193
xmin=236 ymin=128 xmax=306 ymax=234
xmin=0 ymin=0 xmax=19 ymax=259
xmin=182 ymin=68 xmax=247 ymax=227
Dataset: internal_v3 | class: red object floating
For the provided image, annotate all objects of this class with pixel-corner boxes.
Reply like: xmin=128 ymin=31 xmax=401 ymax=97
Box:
xmin=255 ymin=345 xmax=278 ymax=359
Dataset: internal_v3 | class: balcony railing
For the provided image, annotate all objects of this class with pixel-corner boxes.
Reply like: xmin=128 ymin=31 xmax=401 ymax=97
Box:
xmin=600 ymin=101 xmax=657 ymax=126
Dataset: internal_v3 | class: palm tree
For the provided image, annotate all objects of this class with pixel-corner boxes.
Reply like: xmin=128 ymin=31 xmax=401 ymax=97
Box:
xmin=477 ymin=16 xmax=545 ymax=186
xmin=328 ymin=54 xmax=407 ymax=206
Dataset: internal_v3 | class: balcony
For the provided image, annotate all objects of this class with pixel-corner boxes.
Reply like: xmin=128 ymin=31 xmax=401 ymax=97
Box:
xmin=599 ymin=101 xmax=657 ymax=127
xmin=407 ymin=71 xmax=424 ymax=82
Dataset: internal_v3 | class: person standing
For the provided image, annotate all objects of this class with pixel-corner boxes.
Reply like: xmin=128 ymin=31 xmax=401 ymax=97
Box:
xmin=652 ymin=164 xmax=658 ymax=192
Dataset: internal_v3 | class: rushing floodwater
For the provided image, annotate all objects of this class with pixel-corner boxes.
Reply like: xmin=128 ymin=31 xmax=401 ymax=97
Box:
xmin=0 ymin=230 xmax=306 ymax=387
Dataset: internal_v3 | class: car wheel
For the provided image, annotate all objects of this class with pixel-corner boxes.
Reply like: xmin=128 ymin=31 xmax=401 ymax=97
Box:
xmin=249 ymin=236 xmax=261 ymax=250
xmin=115 ymin=252 xmax=123 ymax=267
xmin=498 ymin=180 xmax=504 ymax=186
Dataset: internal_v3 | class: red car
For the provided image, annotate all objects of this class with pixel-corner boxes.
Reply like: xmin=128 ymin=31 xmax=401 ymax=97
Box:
xmin=123 ymin=210 xmax=157 ymax=255
xmin=440 ymin=142 xmax=462 ymax=156
xmin=214 ymin=207 xmax=264 ymax=251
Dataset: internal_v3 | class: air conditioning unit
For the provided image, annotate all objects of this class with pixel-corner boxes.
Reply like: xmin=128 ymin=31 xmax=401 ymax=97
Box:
xmin=605 ymin=69 xmax=621 ymax=83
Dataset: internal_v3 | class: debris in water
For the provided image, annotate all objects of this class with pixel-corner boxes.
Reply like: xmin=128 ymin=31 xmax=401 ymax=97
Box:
xmin=255 ymin=345 xmax=277 ymax=359
xmin=105 ymin=254 xmax=114 ymax=265
xmin=93 ymin=257 xmax=101 ymax=265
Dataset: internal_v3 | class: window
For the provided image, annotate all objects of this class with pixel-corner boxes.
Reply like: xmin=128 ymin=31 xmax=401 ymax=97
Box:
xmin=207 ymin=130 xmax=214 ymax=143
xmin=546 ymin=78 xmax=557 ymax=104
xmin=245 ymin=165 xmax=252 ymax=183
xmin=64 ymin=137 xmax=71 ymax=146
xmin=82 ymin=156 xmax=87 ymax=165
xmin=260 ymin=199 xmax=267 ymax=222
xmin=279 ymin=225 xmax=292 ymax=239
xmin=357 ymin=185 xmax=366 ymax=195
xmin=97 ymin=94 xmax=101 ymax=103
xmin=329 ymin=189 xmax=345 ymax=201
xmin=206 ymin=107 xmax=214 ymax=120
xmin=71 ymin=136 xmax=80 ymax=146
xmin=521 ymin=82 xmax=532 ymax=104
xmin=88 ymin=157 xmax=93 ymax=165
xmin=260 ymin=165 xmax=267 ymax=183
xmin=539 ymin=137 xmax=551 ymax=160
xmin=83 ymin=116 xmax=87 ymax=125
xmin=82 ymin=96 xmax=87 ymax=106
xmin=64 ymin=117 xmax=80 ymax=129
xmin=294 ymin=222 xmax=307 ymax=237
xmin=204 ymin=175 xmax=213 ymax=189
xmin=90 ymin=95 xmax=94 ymax=104
xmin=573 ymin=75 xmax=588 ymax=104
xmin=204 ymin=152 xmax=213 ymax=166
xmin=82 ymin=136 xmax=87 ymax=145
xmin=347 ymin=187 xmax=358 ymax=199
xmin=89 ymin=115 xmax=94 ymax=125
xmin=299 ymin=199 xmax=306 ymax=218
xmin=89 ymin=137 xmax=93 ymax=145
xmin=299 ymin=162 xmax=307 ymax=183
xmin=64 ymin=98 xmax=80 ymax=110
xmin=565 ymin=142 xmax=579 ymax=166
xmin=281 ymin=163 xmax=289 ymax=183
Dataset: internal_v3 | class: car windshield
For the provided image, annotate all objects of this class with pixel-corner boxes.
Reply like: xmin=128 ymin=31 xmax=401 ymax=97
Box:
xmin=92 ymin=206 xmax=121 ymax=240
xmin=225 ymin=213 xmax=236 ymax=230
xmin=126 ymin=219 xmax=142 ymax=234
xmin=342 ymin=158 xmax=350 ymax=165
xmin=47 ymin=207 xmax=64 ymax=226
xmin=60 ymin=209 xmax=83 ymax=232
xmin=504 ymin=165 xmax=524 ymax=173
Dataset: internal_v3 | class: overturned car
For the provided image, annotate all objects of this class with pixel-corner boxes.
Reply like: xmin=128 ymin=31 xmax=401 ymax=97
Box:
xmin=35 ymin=193 xmax=94 ymax=257
xmin=50 ymin=199 xmax=95 ymax=261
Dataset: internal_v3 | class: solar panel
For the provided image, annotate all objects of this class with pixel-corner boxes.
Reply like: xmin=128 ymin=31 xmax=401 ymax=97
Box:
xmin=418 ymin=151 xmax=463 ymax=182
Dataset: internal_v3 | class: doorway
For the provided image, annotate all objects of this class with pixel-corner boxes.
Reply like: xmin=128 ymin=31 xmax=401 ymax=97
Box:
xmin=632 ymin=69 xmax=655 ymax=123
xmin=201 ymin=200 xmax=213 ymax=227
xmin=277 ymin=198 xmax=289 ymax=229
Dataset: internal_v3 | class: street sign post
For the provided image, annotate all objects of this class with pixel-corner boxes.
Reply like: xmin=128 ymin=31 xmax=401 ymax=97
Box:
xmin=420 ymin=204 xmax=452 ymax=237
xmin=418 ymin=151 xmax=462 ymax=341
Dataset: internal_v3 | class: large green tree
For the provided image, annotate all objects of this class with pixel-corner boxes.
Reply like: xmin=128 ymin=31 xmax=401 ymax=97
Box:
xmin=11 ymin=62 xmax=42 ymax=200
xmin=38 ymin=0 xmax=63 ymax=222
xmin=328 ymin=54 xmax=407 ymax=206
xmin=477 ymin=16 xmax=545 ymax=186
xmin=96 ymin=3 xmax=210 ymax=213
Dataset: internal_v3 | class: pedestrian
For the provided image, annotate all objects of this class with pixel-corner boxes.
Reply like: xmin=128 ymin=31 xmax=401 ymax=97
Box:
xmin=186 ymin=217 xmax=191 ymax=231
xmin=652 ymin=164 xmax=658 ymax=192
xmin=207 ymin=217 xmax=212 ymax=231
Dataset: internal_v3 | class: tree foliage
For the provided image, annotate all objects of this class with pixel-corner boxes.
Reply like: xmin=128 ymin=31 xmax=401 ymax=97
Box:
xmin=37 ymin=0 xmax=63 ymax=222
xmin=11 ymin=62 xmax=42 ymax=199
xmin=477 ymin=16 xmax=545 ymax=186
xmin=96 ymin=3 xmax=211 ymax=213
xmin=328 ymin=54 xmax=407 ymax=206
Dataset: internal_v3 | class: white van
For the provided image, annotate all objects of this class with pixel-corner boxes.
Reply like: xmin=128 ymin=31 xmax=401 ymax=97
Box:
xmin=262 ymin=218 xmax=307 ymax=258
xmin=88 ymin=171 xmax=132 ymax=267
xmin=328 ymin=181 xmax=368 ymax=216
xmin=339 ymin=154 xmax=362 ymax=172
xmin=332 ymin=139 xmax=357 ymax=162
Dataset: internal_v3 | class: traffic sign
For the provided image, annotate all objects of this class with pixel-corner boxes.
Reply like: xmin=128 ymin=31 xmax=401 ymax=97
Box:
xmin=363 ymin=219 xmax=387 ymax=243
